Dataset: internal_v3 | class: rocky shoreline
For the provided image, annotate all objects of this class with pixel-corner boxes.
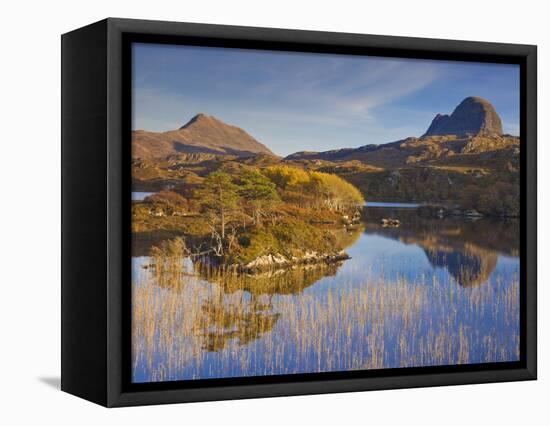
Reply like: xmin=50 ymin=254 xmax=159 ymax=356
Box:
xmin=198 ymin=250 xmax=350 ymax=274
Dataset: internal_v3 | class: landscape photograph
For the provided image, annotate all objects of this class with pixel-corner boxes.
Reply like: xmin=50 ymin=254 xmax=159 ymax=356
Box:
xmin=130 ymin=43 xmax=520 ymax=383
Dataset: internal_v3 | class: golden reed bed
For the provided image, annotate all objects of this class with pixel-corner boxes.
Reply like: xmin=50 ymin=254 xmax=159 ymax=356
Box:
xmin=132 ymin=259 xmax=520 ymax=382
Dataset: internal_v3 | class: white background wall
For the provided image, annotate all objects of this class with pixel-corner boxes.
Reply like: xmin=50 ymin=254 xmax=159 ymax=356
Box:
xmin=0 ymin=0 xmax=546 ymax=424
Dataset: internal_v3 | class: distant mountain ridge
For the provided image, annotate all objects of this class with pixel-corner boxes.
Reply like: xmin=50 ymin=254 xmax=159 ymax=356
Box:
xmin=285 ymin=97 xmax=518 ymax=167
xmin=133 ymin=97 xmax=517 ymax=170
xmin=132 ymin=113 xmax=275 ymax=159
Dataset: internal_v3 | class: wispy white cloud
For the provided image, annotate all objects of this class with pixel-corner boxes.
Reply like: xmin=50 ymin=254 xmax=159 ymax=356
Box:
xmin=225 ymin=56 xmax=442 ymax=122
xmin=135 ymin=56 xmax=441 ymax=131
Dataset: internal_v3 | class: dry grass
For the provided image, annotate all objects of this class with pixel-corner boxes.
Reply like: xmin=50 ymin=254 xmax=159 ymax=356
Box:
xmin=132 ymin=258 xmax=520 ymax=382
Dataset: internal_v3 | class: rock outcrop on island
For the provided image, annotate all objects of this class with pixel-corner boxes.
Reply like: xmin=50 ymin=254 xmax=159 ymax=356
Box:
xmin=132 ymin=113 xmax=275 ymax=159
xmin=423 ymin=96 xmax=503 ymax=137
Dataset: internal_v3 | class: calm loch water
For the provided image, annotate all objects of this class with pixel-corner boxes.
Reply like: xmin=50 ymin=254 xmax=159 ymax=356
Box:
xmin=132 ymin=204 xmax=520 ymax=383
xmin=132 ymin=191 xmax=155 ymax=201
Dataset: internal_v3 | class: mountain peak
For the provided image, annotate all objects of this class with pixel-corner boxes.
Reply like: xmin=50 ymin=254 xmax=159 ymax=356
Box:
xmin=133 ymin=113 xmax=275 ymax=159
xmin=180 ymin=113 xmax=215 ymax=129
xmin=424 ymin=97 xmax=503 ymax=137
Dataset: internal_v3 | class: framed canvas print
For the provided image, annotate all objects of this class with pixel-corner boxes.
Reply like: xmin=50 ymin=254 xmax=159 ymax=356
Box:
xmin=61 ymin=18 xmax=537 ymax=407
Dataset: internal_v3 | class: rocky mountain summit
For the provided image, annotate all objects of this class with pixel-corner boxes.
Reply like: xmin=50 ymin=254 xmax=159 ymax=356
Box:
xmin=132 ymin=113 xmax=275 ymax=159
xmin=424 ymin=96 xmax=503 ymax=137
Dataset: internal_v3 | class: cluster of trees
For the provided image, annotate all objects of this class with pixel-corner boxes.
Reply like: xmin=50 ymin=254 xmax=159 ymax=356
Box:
xmin=263 ymin=165 xmax=364 ymax=213
xmin=191 ymin=165 xmax=364 ymax=258
xmin=195 ymin=169 xmax=280 ymax=252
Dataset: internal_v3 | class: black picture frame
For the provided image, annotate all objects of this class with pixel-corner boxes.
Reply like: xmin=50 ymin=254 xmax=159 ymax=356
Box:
xmin=61 ymin=17 xmax=537 ymax=407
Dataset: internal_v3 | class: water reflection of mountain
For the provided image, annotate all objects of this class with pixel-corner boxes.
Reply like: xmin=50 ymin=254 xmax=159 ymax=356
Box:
xmin=363 ymin=207 xmax=519 ymax=287
xmin=424 ymin=246 xmax=498 ymax=287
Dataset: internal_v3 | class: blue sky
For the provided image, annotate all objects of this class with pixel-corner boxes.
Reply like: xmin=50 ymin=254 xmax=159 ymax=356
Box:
xmin=132 ymin=43 xmax=520 ymax=156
